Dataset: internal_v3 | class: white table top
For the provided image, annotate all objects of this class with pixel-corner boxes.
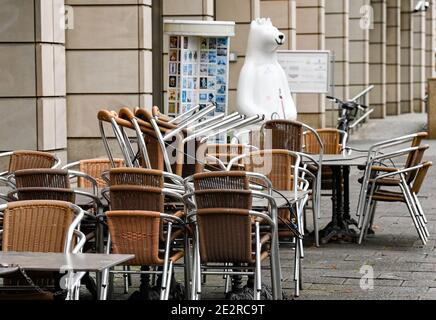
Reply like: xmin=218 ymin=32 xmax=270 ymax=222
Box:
xmin=0 ymin=252 xmax=134 ymax=272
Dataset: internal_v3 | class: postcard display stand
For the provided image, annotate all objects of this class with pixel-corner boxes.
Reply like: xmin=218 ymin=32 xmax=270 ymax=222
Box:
xmin=164 ymin=20 xmax=235 ymax=124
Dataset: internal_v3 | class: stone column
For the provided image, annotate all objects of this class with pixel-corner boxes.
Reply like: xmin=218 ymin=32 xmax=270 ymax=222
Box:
xmin=215 ymin=0 xmax=260 ymax=114
xmin=426 ymin=0 xmax=436 ymax=80
xmin=369 ymin=0 xmax=387 ymax=119
xmin=386 ymin=0 xmax=401 ymax=115
xmin=428 ymin=78 xmax=436 ymax=139
xmin=401 ymin=0 xmax=414 ymax=114
xmin=413 ymin=8 xmax=427 ymax=113
xmin=325 ymin=0 xmax=350 ymax=127
xmin=260 ymin=0 xmax=297 ymax=50
xmin=0 ymin=0 xmax=66 ymax=152
xmin=65 ymin=0 xmax=153 ymax=160
xmin=349 ymin=0 xmax=370 ymax=101
xmin=296 ymin=0 xmax=326 ymax=128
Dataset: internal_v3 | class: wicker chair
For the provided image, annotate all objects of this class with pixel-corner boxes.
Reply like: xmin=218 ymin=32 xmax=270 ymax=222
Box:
xmin=358 ymin=145 xmax=430 ymax=244
xmin=100 ymin=185 xmax=186 ymax=300
xmin=0 ymin=200 xmax=85 ymax=300
xmin=195 ymin=144 xmax=256 ymax=173
xmin=62 ymin=158 xmax=124 ymax=188
xmin=188 ymin=171 xmax=282 ymax=299
xmin=0 ymin=150 xmax=60 ymax=199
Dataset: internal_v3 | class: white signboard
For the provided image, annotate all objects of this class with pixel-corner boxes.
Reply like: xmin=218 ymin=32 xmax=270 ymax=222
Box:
xmin=277 ymin=50 xmax=330 ymax=94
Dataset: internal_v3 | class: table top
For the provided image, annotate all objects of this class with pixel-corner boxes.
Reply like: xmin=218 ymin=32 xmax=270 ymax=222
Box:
xmin=307 ymin=154 xmax=368 ymax=167
xmin=252 ymin=190 xmax=310 ymax=208
xmin=0 ymin=252 xmax=134 ymax=272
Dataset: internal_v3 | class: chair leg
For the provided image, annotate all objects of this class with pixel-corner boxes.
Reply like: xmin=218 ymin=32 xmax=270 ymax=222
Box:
xmin=400 ymin=183 xmax=427 ymax=244
xmin=255 ymin=222 xmax=261 ymax=300
xmin=184 ymin=234 xmax=191 ymax=299
xmin=123 ymin=266 xmax=129 ymax=294
xmin=164 ymin=261 xmax=174 ymax=300
xmin=294 ymin=238 xmax=300 ymax=297
xmin=358 ymin=199 xmax=375 ymax=244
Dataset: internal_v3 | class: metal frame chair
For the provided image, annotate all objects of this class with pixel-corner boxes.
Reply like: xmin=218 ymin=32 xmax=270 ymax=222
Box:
xmin=355 ymin=132 xmax=428 ymax=228
xmin=226 ymin=150 xmax=308 ymax=297
xmin=357 ymin=144 xmax=430 ymax=244
xmin=0 ymin=200 xmax=86 ymax=300
xmin=359 ymin=161 xmax=432 ymax=244
xmin=99 ymin=185 xmax=188 ymax=300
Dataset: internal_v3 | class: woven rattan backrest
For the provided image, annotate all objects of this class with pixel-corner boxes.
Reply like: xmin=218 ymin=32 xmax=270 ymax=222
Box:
xmin=14 ymin=169 xmax=70 ymax=189
xmin=109 ymin=168 xmax=164 ymax=188
xmin=262 ymin=120 xmax=304 ymax=151
xmin=304 ymin=129 xmax=342 ymax=155
xmin=243 ymin=150 xmax=294 ymax=190
xmin=193 ymin=171 xmax=249 ymax=190
xmin=196 ymin=144 xmax=247 ymax=173
xmin=16 ymin=187 xmax=75 ymax=203
xmin=106 ymin=210 xmax=162 ymax=266
xmin=197 ymin=208 xmax=253 ymax=264
xmin=194 ymin=189 xmax=252 ymax=210
xmin=2 ymin=200 xmax=75 ymax=253
xmin=78 ymin=158 xmax=124 ymax=188
xmin=109 ymin=185 xmax=164 ymax=212
xmin=411 ymin=162 xmax=432 ymax=194
xmin=9 ymin=151 xmax=57 ymax=172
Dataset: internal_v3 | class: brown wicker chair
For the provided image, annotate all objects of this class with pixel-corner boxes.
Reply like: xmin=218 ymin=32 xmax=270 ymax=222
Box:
xmin=101 ymin=185 xmax=186 ymax=300
xmin=62 ymin=158 xmax=124 ymax=188
xmin=0 ymin=200 xmax=85 ymax=299
xmin=189 ymin=171 xmax=281 ymax=299
xmin=195 ymin=144 xmax=255 ymax=173
xmin=1 ymin=150 xmax=60 ymax=173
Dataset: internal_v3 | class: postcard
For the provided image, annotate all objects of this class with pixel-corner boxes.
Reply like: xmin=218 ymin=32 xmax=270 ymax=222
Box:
xmin=209 ymin=38 xmax=217 ymax=49
xmin=169 ymin=76 xmax=177 ymax=88
xmin=217 ymin=56 xmax=227 ymax=66
xmin=169 ymin=36 xmax=178 ymax=49
xmin=200 ymin=64 xmax=208 ymax=75
xmin=168 ymin=90 xmax=177 ymax=101
xmin=200 ymin=77 xmax=208 ymax=89
xmin=201 ymin=38 xmax=208 ymax=50
xmin=217 ymin=37 xmax=228 ymax=48
xmin=208 ymin=66 xmax=216 ymax=77
xmin=169 ymin=102 xmax=176 ymax=114
xmin=217 ymin=67 xmax=226 ymax=76
xmin=216 ymin=76 xmax=226 ymax=85
xmin=217 ymin=48 xmax=227 ymax=56
xmin=169 ymin=62 xmax=178 ymax=75
xmin=169 ymin=50 xmax=178 ymax=62
xmin=201 ymin=51 xmax=208 ymax=63
xmin=216 ymin=95 xmax=226 ymax=104
xmin=208 ymin=51 xmax=217 ymax=63
xmin=217 ymin=84 xmax=226 ymax=94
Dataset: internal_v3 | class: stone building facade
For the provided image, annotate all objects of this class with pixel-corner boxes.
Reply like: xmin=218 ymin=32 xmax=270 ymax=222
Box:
xmin=0 ymin=0 xmax=435 ymax=160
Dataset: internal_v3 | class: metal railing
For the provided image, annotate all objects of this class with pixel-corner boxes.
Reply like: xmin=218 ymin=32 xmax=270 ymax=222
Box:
xmin=348 ymin=85 xmax=375 ymax=134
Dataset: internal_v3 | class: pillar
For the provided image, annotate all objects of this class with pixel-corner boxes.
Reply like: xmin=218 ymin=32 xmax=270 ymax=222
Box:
xmin=325 ymin=0 xmax=350 ymax=127
xmin=296 ymin=0 xmax=326 ymax=128
xmin=386 ymin=0 xmax=401 ymax=115
xmin=65 ymin=0 xmax=153 ymax=160
xmin=413 ymin=6 xmax=427 ymax=113
xmin=401 ymin=0 xmax=414 ymax=113
xmin=349 ymin=0 xmax=370 ymax=102
xmin=369 ymin=0 xmax=387 ymax=118
xmin=0 ymin=0 xmax=66 ymax=152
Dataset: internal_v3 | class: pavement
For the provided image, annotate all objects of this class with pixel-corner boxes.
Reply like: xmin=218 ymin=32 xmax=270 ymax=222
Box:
xmin=106 ymin=112 xmax=436 ymax=301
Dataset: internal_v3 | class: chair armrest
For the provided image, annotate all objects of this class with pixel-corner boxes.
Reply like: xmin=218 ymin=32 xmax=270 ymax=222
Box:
xmin=68 ymin=170 xmax=99 ymax=195
xmin=370 ymin=166 xmax=399 ymax=173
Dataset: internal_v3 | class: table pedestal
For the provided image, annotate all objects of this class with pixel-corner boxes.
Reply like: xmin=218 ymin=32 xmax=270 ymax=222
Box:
xmin=319 ymin=165 xmax=359 ymax=244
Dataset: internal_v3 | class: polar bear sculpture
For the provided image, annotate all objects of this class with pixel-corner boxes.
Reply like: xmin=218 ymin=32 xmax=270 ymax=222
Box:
xmin=237 ymin=18 xmax=297 ymax=120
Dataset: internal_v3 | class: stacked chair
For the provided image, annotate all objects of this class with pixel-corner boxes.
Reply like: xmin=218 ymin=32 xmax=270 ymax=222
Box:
xmin=184 ymin=171 xmax=281 ymax=299
xmin=0 ymin=200 xmax=86 ymax=300
xmin=355 ymin=132 xmax=432 ymax=244
xmin=99 ymin=167 xmax=188 ymax=300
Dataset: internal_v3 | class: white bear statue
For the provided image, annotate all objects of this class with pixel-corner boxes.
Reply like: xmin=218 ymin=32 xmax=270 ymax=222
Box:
xmin=237 ymin=18 xmax=297 ymax=120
